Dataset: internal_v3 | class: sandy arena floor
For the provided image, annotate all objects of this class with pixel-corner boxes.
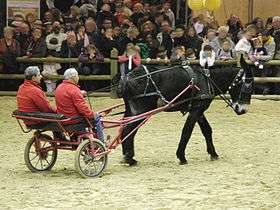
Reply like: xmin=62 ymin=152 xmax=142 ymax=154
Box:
xmin=0 ymin=97 xmax=279 ymax=210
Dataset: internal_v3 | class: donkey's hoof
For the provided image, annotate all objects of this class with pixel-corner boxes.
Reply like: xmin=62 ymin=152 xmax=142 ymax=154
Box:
xmin=121 ymin=158 xmax=138 ymax=166
xmin=179 ymin=159 xmax=188 ymax=165
xmin=210 ymin=155 xmax=219 ymax=161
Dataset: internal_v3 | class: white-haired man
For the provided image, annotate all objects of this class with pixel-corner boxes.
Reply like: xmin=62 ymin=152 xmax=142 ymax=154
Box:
xmin=55 ymin=68 xmax=104 ymax=141
xmin=17 ymin=66 xmax=57 ymax=127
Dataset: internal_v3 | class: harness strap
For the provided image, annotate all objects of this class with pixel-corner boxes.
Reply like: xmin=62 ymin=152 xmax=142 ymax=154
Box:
xmin=134 ymin=65 xmax=169 ymax=103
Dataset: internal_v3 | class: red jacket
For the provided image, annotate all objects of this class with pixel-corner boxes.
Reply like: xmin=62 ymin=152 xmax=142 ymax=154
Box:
xmin=118 ymin=55 xmax=141 ymax=66
xmin=55 ymin=80 xmax=94 ymax=124
xmin=16 ymin=80 xmax=56 ymax=125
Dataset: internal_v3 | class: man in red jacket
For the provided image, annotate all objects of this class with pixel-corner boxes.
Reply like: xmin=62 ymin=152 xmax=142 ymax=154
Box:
xmin=55 ymin=68 xmax=104 ymax=141
xmin=17 ymin=66 xmax=57 ymax=128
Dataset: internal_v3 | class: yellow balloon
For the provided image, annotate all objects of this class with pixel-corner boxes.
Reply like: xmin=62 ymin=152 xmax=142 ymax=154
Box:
xmin=188 ymin=0 xmax=204 ymax=11
xmin=204 ymin=0 xmax=222 ymax=11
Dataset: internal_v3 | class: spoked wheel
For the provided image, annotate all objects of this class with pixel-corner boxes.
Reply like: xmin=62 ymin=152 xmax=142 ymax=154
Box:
xmin=75 ymin=138 xmax=108 ymax=178
xmin=24 ymin=134 xmax=57 ymax=172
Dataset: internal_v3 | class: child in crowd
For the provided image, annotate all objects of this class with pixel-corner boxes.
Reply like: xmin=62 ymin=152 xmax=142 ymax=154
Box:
xmin=79 ymin=44 xmax=104 ymax=75
xmin=118 ymin=43 xmax=141 ymax=75
xmin=42 ymin=37 xmax=60 ymax=92
xmin=156 ymin=46 xmax=169 ymax=60
xmin=170 ymin=45 xmax=186 ymax=62
xmin=216 ymin=40 xmax=235 ymax=60
xmin=199 ymin=45 xmax=216 ymax=68
xmin=185 ymin=48 xmax=196 ymax=60
xmin=250 ymin=35 xmax=268 ymax=69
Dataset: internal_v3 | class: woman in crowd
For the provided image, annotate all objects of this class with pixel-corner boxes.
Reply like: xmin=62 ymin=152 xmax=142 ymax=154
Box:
xmin=185 ymin=25 xmax=203 ymax=58
xmin=0 ymin=26 xmax=21 ymax=90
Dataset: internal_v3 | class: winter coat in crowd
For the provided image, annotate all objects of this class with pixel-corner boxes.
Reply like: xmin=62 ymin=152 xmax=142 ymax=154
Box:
xmin=235 ymin=37 xmax=253 ymax=56
xmin=216 ymin=48 xmax=235 ymax=60
xmin=26 ymin=37 xmax=47 ymax=58
xmin=185 ymin=35 xmax=203 ymax=58
xmin=212 ymin=37 xmax=235 ymax=53
xmin=0 ymin=38 xmax=21 ymax=73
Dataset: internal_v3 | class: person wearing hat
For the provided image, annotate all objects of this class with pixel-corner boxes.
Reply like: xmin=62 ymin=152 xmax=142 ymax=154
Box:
xmin=16 ymin=66 xmax=57 ymax=126
xmin=55 ymin=68 xmax=104 ymax=141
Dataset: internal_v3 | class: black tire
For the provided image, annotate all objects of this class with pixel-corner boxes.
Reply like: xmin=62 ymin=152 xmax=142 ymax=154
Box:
xmin=24 ymin=134 xmax=57 ymax=172
xmin=75 ymin=139 xmax=108 ymax=178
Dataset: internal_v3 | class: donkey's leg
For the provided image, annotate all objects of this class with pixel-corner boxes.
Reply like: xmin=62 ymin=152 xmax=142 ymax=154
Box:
xmin=197 ymin=114 xmax=219 ymax=160
xmin=176 ymin=110 xmax=201 ymax=165
xmin=121 ymin=121 xmax=142 ymax=166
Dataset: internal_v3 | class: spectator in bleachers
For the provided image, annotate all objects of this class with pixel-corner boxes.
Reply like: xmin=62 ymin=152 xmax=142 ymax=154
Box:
xmin=43 ymin=11 xmax=54 ymax=23
xmin=265 ymin=17 xmax=273 ymax=30
xmin=118 ymin=26 xmax=139 ymax=55
xmin=123 ymin=0 xmax=133 ymax=18
xmin=157 ymin=20 xmax=173 ymax=58
xmin=226 ymin=15 xmax=243 ymax=44
xmin=43 ymin=22 xmax=67 ymax=92
xmin=185 ymin=25 xmax=203 ymax=58
xmin=119 ymin=42 xmax=141 ymax=74
xmin=216 ymin=40 xmax=235 ymax=60
xmin=192 ymin=14 xmax=208 ymax=38
xmin=170 ymin=45 xmax=186 ymax=63
xmin=97 ymin=28 xmax=118 ymax=58
xmin=212 ymin=26 xmax=235 ymax=53
xmin=201 ymin=29 xmax=217 ymax=49
xmin=96 ymin=3 xmax=116 ymax=28
xmin=84 ymin=17 xmax=100 ymax=44
xmin=0 ymin=27 xmax=21 ymax=90
xmin=76 ymin=24 xmax=91 ymax=48
xmin=141 ymin=32 xmax=160 ymax=59
xmin=251 ymin=17 xmax=264 ymax=34
xmin=26 ymin=13 xmax=36 ymax=31
xmin=79 ymin=44 xmax=104 ymax=75
xmin=269 ymin=16 xmax=280 ymax=94
xmin=0 ymin=27 xmax=21 ymax=73
xmin=115 ymin=3 xmax=126 ymax=25
xmin=46 ymin=21 xmax=67 ymax=55
xmin=173 ymin=27 xmax=187 ymax=48
xmin=69 ymin=5 xmax=81 ymax=21
xmin=235 ymin=26 xmax=255 ymax=58
xmin=34 ymin=20 xmax=44 ymax=31
xmin=185 ymin=48 xmax=196 ymax=60
xmin=272 ymin=16 xmax=280 ymax=59
xmin=156 ymin=45 xmax=168 ymax=60
xmin=26 ymin=28 xmax=47 ymax=58
xmin=78 ymin=43 xmax=104 ymax=90
xmin=50 ymin=8 xmax=64 ymax=22
xmin=16 ymin=22 xmax=32 ymax=56
xmin=162 ymin=2 xmax=175 ymax=28
xmin=60 ymin=31 xmax=81 ymax=78
xmin=199 ymin=45 xmax=215 ymax=68
xmin=130 ymin=3 xmax=145 ymax=26
xmin=80 ymin=1 xmax=97 ymax=19
xmin=140 ymin=20 xmax=155 ymax=35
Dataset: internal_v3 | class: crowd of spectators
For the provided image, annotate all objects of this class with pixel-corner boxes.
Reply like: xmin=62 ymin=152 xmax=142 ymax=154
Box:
xmin=1 ymin=0 xmax=280 ymax=94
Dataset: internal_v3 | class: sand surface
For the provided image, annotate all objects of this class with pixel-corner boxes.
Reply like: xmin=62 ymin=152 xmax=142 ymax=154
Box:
xmin=0 ymin=97 xmax=279 ymax=210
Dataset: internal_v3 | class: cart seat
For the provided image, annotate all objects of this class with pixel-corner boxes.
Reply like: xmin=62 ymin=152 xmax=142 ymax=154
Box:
xmin=12 ymin=110 xmax=66 ymax=120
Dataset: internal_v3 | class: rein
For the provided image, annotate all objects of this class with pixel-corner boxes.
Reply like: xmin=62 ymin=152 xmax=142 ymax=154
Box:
xmin=128 ymin=64 xmax=249 ymax=113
